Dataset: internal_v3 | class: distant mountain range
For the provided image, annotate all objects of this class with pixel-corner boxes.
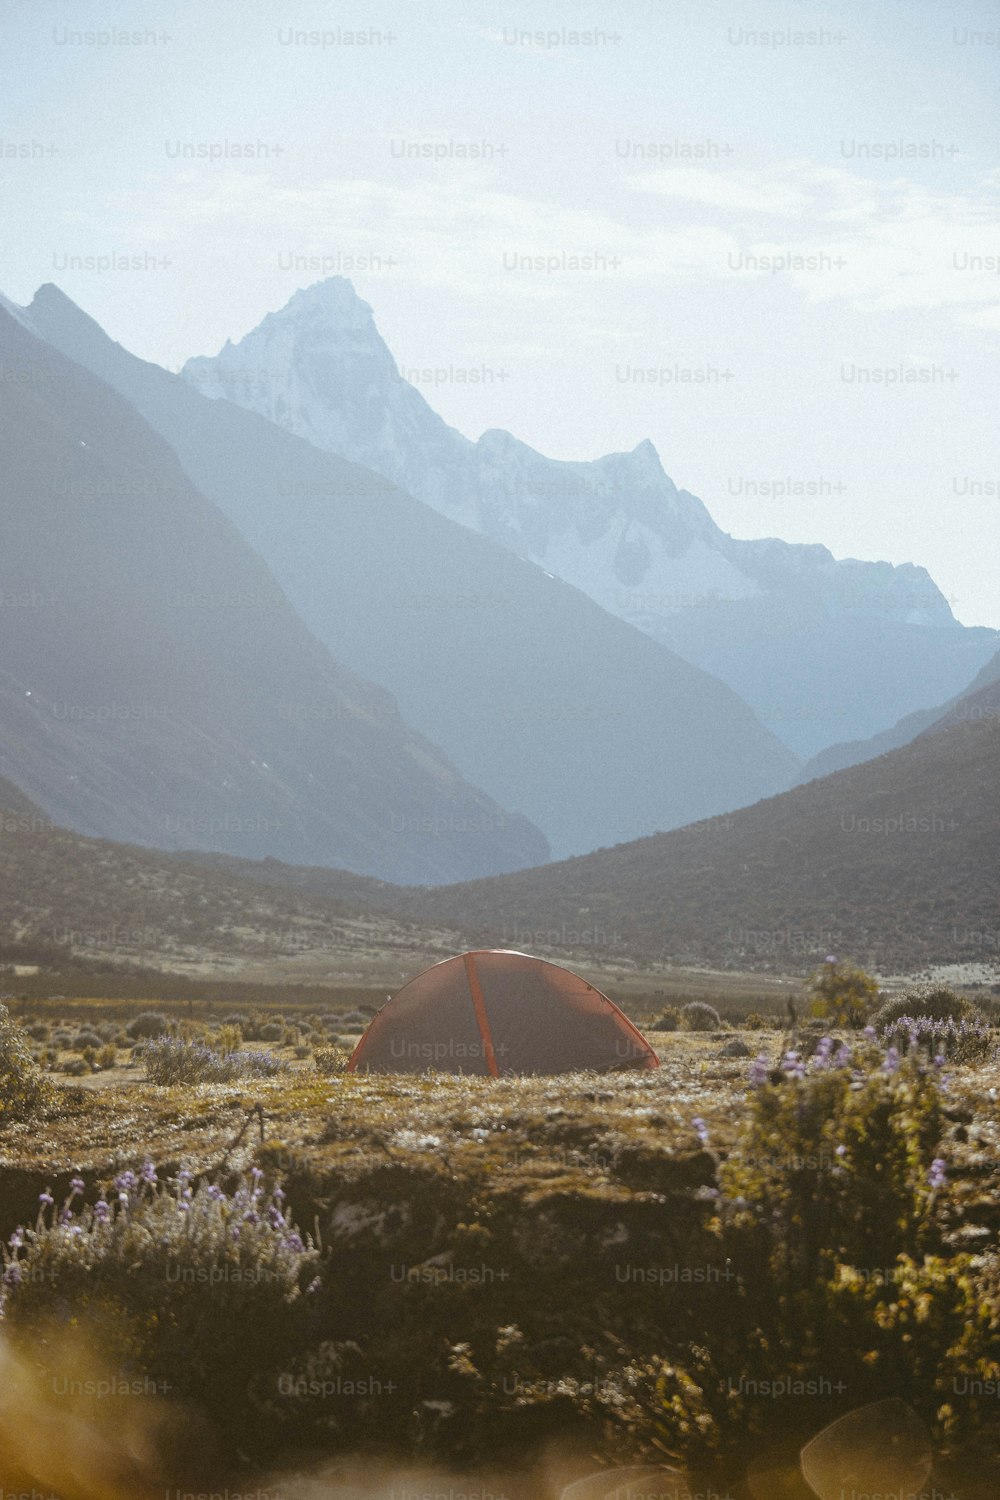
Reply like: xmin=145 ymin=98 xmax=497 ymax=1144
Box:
xmin=4 ymin=276 xmax=995 ymax=904
xmin=182 ymin=277 xmax=998 ymax=758
xmin=17 ymin=283 xmax=798 ymax=860
xmin=1 ymin=688 xmax=995 ymax=978
xmin=0 ymin=304 xmax=547 ymax=883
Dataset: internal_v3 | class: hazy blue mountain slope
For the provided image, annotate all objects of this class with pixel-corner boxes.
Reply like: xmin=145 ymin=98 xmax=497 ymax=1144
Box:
xmin=0 ymin=305 xmax=548 ymax=882
xmin=22 ymin=283 xmax=799 ymax=859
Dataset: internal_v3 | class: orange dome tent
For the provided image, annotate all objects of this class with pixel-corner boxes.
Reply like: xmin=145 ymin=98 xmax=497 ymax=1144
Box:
xmin=347 ymin=949 xmax=659 ymax=1076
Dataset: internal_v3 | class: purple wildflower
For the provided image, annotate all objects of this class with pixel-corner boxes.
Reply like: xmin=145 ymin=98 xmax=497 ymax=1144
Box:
xmin=782 ymin=1050 xmax=805 ymax=1079
xmin=69 ymin=1177 xmax=85 ymax=1196
xmin=38 ymin=1190 xmax=54 ymax=1208
xmin=140 ymin=1161 xmax=157 ymax=1184
xmin=692 ymin=1116 xmax=710 ymax=1146
xmin=93 ymin=1199 xmax=110 ymax=1223
xmin=882 ymin=1046 xmax=900 ymax=1074
xmin=929 ymin=1158 xmax=947 ymax=1190
xmin=749 ymin=1054 xmax=769 ymax=1087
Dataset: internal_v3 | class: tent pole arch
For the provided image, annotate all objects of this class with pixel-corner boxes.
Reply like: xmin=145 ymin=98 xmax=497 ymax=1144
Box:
xmin=463 ymin=951 xmax=500 ymax=1077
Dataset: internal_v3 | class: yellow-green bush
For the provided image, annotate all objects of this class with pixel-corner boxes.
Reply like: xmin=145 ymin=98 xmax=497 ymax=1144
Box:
xmin=0 ymin=1004 xmax=46 ymax=1126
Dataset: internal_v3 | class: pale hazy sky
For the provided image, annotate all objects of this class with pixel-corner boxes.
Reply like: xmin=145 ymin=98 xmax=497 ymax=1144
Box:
xmin=3 ymin=0 xmax=999 ymax=626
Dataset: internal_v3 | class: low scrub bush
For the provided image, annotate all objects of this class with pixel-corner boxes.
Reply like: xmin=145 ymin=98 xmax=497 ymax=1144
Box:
xmin=338 ymin=1010 xmax=368 ymax=1029
xmin=680 ymin=1001 xmax=721 ymax=1032
xmin=651 ymin=1008 xmax=680 ymax=1032
xmin=313 ymin=1047 xmax=346 ymax=1075
xmin=139 ymin=1036 xmax=284 ymax=1085
xmin=741 ymin=1012 xmax=769 ymax=1030
xmin=71 ymin=1028 xmax=103 ymax=1052
xmin=125 ymin=1010 xmax=171 ymax=1040
xmin=0 ymin=1004 xmax=47 ymax=1125
xmin=212 ymin=1023 xmax=243 ymax=1056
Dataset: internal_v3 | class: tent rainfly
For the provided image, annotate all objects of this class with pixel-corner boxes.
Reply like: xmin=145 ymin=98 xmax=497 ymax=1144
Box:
xmin=347 ymin=949 xmax=659 ymax=1076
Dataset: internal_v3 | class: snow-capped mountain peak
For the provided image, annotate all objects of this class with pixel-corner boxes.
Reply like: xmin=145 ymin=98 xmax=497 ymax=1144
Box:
xmin=179 ymin=280 xmax=997 ymax=755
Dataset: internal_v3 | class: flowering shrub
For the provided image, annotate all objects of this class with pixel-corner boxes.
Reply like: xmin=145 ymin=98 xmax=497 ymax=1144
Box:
xmin=872 ymin=985 xmax=978 ymax=1032
xmin=727 ymin=1044 xmax=944 ymax=1284
xmin=601 ymin=1047 xmax=970 ymax=1473
xmin=882 ymin=1014 xmax=994 ymax=1065
xmin=680 ymin=1001 xmax=721 ymax=1032
xmin=0 ymin=1004 xmax=47 ymax=1126
xmin=139 ymin=1035 xmax=284 ymax=1084
xmin=1 ymin=1167 xmax=319 ymax=1452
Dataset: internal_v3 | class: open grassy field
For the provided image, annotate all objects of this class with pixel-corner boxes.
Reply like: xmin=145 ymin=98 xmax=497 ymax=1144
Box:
xmin=3 ymin=986 xmax=1000 ymax=1499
